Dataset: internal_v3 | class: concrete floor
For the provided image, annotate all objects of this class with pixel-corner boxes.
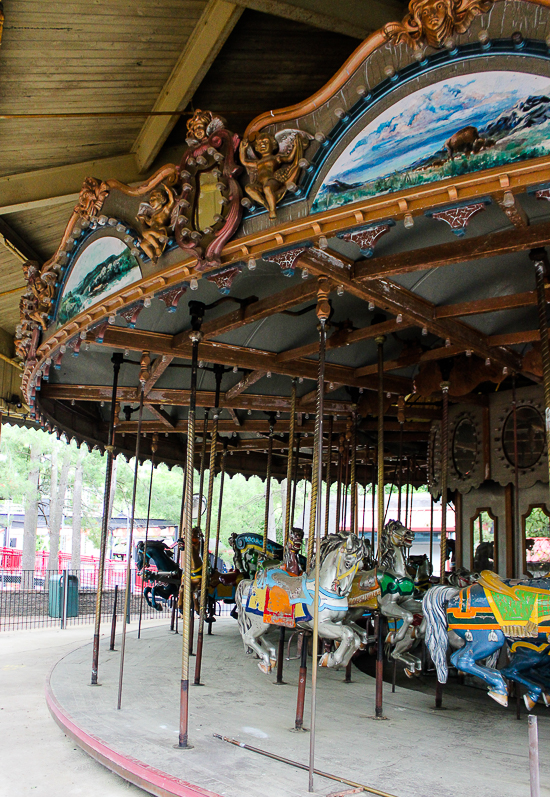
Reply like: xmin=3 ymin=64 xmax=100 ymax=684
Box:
xmin=43 ymin=619 xmax=550 ymax=797
xmin=0 ymin=622 xmax=155 ymax=797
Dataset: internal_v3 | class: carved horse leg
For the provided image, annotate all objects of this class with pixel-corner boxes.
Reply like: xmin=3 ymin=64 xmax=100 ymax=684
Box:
xmin=235 ymin=580 xmax=277 ymax=673
xmin=450 ymin=629 xmax=507 ymax=706
xmin=501 ymin=644 xmax=550 ymax=710
xmin=316 ymin=619 xmax=362 ymax=669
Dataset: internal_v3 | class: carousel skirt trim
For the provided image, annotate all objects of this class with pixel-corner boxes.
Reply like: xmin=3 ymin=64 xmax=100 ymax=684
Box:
xmin=45 ymin=670 xmax=223 ymax=797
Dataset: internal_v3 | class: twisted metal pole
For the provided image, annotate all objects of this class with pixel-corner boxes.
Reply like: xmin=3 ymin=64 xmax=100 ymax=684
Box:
xmin=335 ymin=435 xmax=343 ymax=533
xmin=291 ymin=432 xmax=301 ymax=528
xmin=178 ymin=311 xmax=202 ymax=749
xmin=284 ymin=379 xmax=297 ymax=546
xmin=91 ymin=352 xmax=123 ymax=685
xmin=117 ymin=383 xmax=145 ymax=709
xmin=350 ymin=415 xmax=357 ymax=535
xmin=324 ymin=415 xmax=333 ymax=537
xmin=440 ymin=383 xmax=450 ymax=582
xmin=530 ymin=249 xmax=550 ymax=494
xmin=197 ymin=408 xmax=210 ymax=529
xmin=195 ymin=369 xmax=223 ymax=684
xmin=213 ymin=448 xmax=226 ymax=567
xmin=308 ymin=278 xmax=329 ymax=793
xmin=263 ymin=422 xmax=275 ymax=554
xmin=138 ymin=434 xmax=158 ymax=639
xmin=376 ymin=336 xmax=385 ymax=566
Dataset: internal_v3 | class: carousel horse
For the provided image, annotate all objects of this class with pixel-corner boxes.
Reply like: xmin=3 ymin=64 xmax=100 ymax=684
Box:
xmin=406 ymin=553 xmax=433 ymax=596
xmin=235 ymin=532 xmax=366 ymax=673
xmin=228 ymin=531 xmax=303 ymax=579
xmin=136 ymin=539 xmax=182 ymax=611
xmin=473 ymin=541 xmax=495 ymax=572
xmin=423 ymin=570 xmax=550 ymax=709
xmin=347 ymin=520 xmax=425 ymax=676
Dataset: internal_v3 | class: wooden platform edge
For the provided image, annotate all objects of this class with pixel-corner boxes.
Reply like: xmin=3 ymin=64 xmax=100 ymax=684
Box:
xmin=45 ymin=663 xmax=223 ymax=797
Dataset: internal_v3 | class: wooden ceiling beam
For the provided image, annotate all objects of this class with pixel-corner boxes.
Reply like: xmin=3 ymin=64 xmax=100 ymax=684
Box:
xmin=148 ymin=404 xmax=178 ymax=428
xmin=111 ymin=418 xmax=430 ymax=436
xmin=98 ymin=326 xmax=411 ymax=394
xmin=132 ymin=0 xmax=243 ymax=173
xmin=277 ymin=318 xmax=406 ymax=363
xmin=435 ymin=289 xmax=545 ymax=319
xmin=355 ymin=221 xmax=550 ymax=282
xmin=186 ymin=279 xmax=325 ymax=343
xmin=299 ymin=249 xmax=521 ymax=374
xmin=231 ymin=0 xmax=377 ymax=38
xmin=0 ymin=217 xmax=43 ymax=264
xmin=141 ymin=355 xmax=174 ymax=398
xmin=225 ymin=370 xmax=266 ymax=399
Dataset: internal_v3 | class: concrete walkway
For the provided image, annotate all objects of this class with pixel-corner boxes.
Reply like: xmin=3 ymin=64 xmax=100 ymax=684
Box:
xmin=45 ymin=619 xmax=550 ymax=797
xmin=0 ymin=622 xmax=155 ymax=797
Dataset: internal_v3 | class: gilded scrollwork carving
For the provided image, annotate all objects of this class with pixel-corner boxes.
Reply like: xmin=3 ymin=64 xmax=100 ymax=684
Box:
xmin=239 ymin=129 xmax=313 ymax=220
xmin=384 ymin=0 xmax=493 ymax=49
xmin=136 ymin=184 xmax=178 ymax=263
xmin=77 ymin=177 xmax=110 ymax=221
xmin=16 ymin=260 xmax=54 ymax=360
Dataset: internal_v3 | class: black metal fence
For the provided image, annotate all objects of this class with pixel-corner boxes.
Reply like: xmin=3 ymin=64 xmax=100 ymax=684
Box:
xmin=0 ymin=569 xmax=172 ymax=631
xmin=0 ymin=569 xmax=235 ymax=631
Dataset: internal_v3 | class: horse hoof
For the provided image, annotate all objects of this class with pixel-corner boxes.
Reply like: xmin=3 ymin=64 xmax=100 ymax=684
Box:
xmin=524 ymin=694 xmax=538 ymax=711
xmin=488 ymin=690 xmax=508 ymax=707
xmin=404 ymin=667 xmax=414 ymax=679
xmin=257 ymin=661 xmax=271 ymax=674
xmin=319 ymin=652 xmax=330 ymax=668
xmin=385 ymin=632 xmax=395 ymax=645
xmin=543 ymin=693 xmax=550 ymax=708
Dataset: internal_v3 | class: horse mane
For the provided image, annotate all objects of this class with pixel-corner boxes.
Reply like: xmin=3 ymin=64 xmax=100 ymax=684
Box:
xmin=319 ymin=532 xmax=361 ymax=566
xmin=379 ymin=519 xmax=409 ymax=570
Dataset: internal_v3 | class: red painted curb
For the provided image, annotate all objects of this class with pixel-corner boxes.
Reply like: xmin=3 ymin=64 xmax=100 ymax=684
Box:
xmin=45 ymin=674 xmax=223 ymax=797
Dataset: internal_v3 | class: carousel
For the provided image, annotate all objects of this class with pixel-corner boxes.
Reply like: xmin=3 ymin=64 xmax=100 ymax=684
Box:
xmin=17 ymin=0 xmax=550 ymax=794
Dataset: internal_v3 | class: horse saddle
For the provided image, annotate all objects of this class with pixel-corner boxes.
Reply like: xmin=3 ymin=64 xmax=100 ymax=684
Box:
xmin=348 ymin=568 xmax=380 ymax=608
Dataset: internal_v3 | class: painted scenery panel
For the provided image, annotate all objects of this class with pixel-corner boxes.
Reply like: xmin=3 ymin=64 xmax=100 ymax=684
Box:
xmin=57 ymin=237 xmax=141 ymax=326
xmin=312 ymin=71 xmax=550 ymax=213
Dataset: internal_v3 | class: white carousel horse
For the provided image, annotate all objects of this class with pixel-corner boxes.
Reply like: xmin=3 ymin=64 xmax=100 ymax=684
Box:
xmin=235 ymin=532 xmax=366 ymax=673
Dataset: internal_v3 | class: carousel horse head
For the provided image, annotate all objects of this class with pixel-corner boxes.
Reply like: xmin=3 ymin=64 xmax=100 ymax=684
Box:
xmin=136 ymin=539 xmax=175 ymax=571
xmin=319 ymin=532 xmax=366 ymax=596
xmin=381 ymin=520 xmax=414 ymax=557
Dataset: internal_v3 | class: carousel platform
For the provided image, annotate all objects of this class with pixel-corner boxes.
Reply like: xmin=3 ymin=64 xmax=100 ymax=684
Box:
xmin=46 ymin=619 xmax=550 ymax=797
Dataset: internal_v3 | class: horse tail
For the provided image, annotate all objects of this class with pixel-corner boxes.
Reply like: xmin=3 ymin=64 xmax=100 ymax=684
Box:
xmin=235 ymin=579 xmax=252 ymax=636
xmin=422 ymin=585 xmax=460 ymax=683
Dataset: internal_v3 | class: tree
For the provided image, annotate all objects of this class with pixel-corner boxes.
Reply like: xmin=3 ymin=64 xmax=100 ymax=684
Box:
xmin=70 ymin=450 xmax=86 ymax=569
xmin=21 ymin=439 xmax=40 ymax=575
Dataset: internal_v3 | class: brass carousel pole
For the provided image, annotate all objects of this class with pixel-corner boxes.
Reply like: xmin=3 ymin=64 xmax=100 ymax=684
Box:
xmin=213 ymin=444 xmax=227 ymax=568
xmin=324 ymin=416 xmax=333 ymax=538
xmin=439 ymin=383 xmax=450 ymax=582
xmin=335 ymin=435 xmax=343 ymax=533
xmin=397 ymin=397 xmax=405 ymax=523
xmin=194 ymin=367 xmax=223 ymax=684
xmin=91 ymin=351 xmax=123 ymax=685
xmin=277 ymin=379 xmax=297 ymax=686
xmin=375 ymin=334 xmax=386 ymax=720
xmin=290 ymin=432 xmax=301 ymax=528
xmin=435 ymin=379 xmax=450 ymax=710
xmin=117 ymin=359 xmax=147 ymax=710
xmin=308 ymin=278 xmax=329 ymax=792
xmin=284 ymin=379 xmax=297 ymax=546
xmin=530 ymin=249 xmax=550 ymax=495
xmin=138 ymin=433 xmax=158 ymax=640
xmin=197 ymin=408 xmax=210 ymax=528
xmin=263 ymin=415 xmax=275 ymax=555
xmin=178 ymin=302 xmax=203 ymax=750
xmin=349 ymin=415 xmax=357 ymax=536
xmin=342 ymin=429 xmax=350 ymax=532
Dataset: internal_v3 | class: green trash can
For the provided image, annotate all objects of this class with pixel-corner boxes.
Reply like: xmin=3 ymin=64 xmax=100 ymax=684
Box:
xmin=48 ymin=574 xmax=79 ymax=618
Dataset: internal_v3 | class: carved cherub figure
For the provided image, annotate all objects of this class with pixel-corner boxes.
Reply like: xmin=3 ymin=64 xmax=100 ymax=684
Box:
xmin=239 ymin=129 xmax=312 ymax=220
xmin=137 ymin=185 xmax=177 ymax=262
xmin=22 ymin=261 xmax=54 ymax=330
xmin=385 ymin=0 xmax=493 ymax=49
xmin=186 ymin=109 xmax=225 ymax=143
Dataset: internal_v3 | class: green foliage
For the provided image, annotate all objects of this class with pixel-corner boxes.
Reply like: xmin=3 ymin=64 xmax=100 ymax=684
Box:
xmin=525 ymin=507 xmax=550 ymax=538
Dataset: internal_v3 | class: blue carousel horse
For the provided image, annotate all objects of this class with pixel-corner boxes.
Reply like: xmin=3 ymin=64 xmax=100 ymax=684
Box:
xmin=423 ymin=570 xmax=550 ymax=709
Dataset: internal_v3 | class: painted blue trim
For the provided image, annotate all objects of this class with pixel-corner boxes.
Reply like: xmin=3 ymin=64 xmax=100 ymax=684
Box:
xmin=242 ymin=38 xmax=550 ymax=220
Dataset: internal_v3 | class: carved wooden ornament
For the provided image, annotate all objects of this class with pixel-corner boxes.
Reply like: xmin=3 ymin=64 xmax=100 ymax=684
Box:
xmin=384 ymin=0 xmax=493 ymax=49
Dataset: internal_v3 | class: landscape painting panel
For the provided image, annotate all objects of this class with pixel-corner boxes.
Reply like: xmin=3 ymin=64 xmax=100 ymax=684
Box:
xmin=312 ymin=71 xmax=550 ymax=213
xmin=57 ymin=237 xmax=141 ymax=326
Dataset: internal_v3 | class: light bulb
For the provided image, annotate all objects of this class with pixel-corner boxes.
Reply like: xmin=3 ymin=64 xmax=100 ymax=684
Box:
xmin=302 ymin=269 xmax=309 ymax=279
xmin=404 ymin=213 xmax=414 ymax=229
xmin=190 ymin=277 xmax=198 ymax=291
xmin=247 ymin=257 xmax=256 ymax=271
xmin=445 ymin=338 xmax=451 ymax=348
xmin=502 ymin=191 xmax=515 ymax=208
xmin=485 ymin=357 xmax=491 ymax=367
xmin=396 ymin=314 xmax=403 ymax=324
xmin=317 ymin=235 xmax=328 ymax=250
xmin=422 ymin=327 xmax=428 ymax=336
xmin=337 ymin=285 xmax=344 ymax=296
xmin=368 ymin=302 xmax=375 ymax=311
